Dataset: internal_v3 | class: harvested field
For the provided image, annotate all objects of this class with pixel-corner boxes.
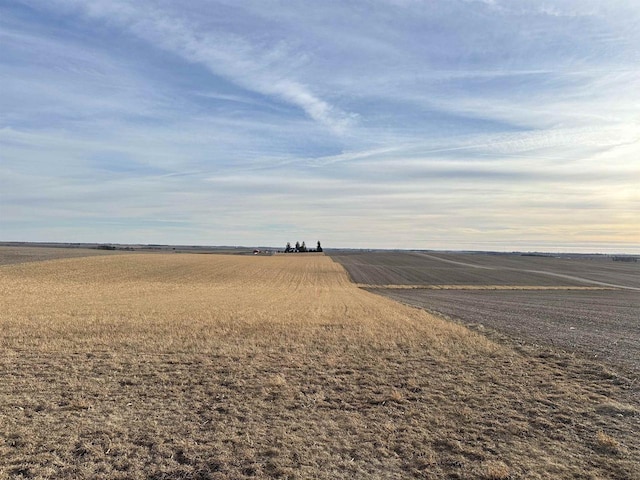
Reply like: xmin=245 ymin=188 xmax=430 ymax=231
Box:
xmin=422 ymin=252 xmax=640 ymax=289
xmin=1 ymin=253 xmax=639 ymax=479
xmin=333 ymin=251 xmax=640 ymax=289
xmin=333 ymin=251 xmax=640 ymax=372
xmin=0 ymin=246 xmax=125 ymax=266
xmin=370 ymin=288 xmax=640 ymax=374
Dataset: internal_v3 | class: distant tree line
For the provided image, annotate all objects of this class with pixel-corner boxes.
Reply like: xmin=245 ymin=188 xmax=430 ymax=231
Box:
xmin=284 ymin=241 xmax=323 ymax=253
xmin=612 ymin=256 xmax=637 ymax=262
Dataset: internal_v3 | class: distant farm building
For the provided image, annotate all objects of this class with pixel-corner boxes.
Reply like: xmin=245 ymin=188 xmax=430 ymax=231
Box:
xmin=612 ymin=256 xmax=637 ymax=262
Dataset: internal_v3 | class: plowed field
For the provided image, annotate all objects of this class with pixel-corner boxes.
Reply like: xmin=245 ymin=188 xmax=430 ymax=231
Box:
xmin=0 ymin=246 xmax=124 ymax=266
xmin=419 ymin=252 xmax=640 ymax=289
xmin=370 ymin=289 xmax=640 ymax=374
xmin=333 ymin=251 xmax=640 ymax=373
xmin=1 ymin=253 xmax=639 ymax=479
xmin=333 ymin=251 xmax=640 ymax=289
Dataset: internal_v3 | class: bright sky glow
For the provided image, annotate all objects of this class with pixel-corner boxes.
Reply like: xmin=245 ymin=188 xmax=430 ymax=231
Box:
xmin=1 ymin=0 xmax=639 ymax=252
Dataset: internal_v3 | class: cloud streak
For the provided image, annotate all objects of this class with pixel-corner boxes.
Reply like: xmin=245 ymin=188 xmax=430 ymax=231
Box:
xmin=1 ymin=0 xmax=639 ymax=251
xmin=38 ymin=0 xmax=356 ymax=133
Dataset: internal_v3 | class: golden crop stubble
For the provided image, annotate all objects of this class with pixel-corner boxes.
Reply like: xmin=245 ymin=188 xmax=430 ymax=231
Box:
xmin=2 ymin=252 xmax=638 ymax=480
xmin=0 ymin=253 xmax=495 ymax=355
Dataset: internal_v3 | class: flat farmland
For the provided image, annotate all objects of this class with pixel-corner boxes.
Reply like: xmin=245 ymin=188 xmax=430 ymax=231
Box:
xmin=1 ymin=252 xmax=639 ymax=479
xmin=370 ymin=289 xmax=640 ymax=374
xmin=332 ymin=251 xmax=639 ymax=372
xmin=425 ymin=252 xmax=640 ymax=289
xmin=332 ymin=251 xmax=640 ymax=289
xmin=0 ymin=244 xmax=255 ymax=267
xmin=0 ymin=246 xmax=125 ymax=266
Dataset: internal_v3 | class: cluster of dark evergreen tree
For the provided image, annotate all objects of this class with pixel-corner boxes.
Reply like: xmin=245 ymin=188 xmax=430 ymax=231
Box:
xmin=284 ymin=241 xmax=322 ymax=253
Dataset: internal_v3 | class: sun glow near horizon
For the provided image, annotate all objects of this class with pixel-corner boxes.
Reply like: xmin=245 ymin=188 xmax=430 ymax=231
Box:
xmin=1 ymin=1 xmax=639 ymax=252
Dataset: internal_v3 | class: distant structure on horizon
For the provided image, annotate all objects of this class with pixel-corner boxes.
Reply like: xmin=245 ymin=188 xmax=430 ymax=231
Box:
xmin=612 ymin=256 xmax=637 ymax=262
xmin=284 ymin=241 xmax=323 ymax=253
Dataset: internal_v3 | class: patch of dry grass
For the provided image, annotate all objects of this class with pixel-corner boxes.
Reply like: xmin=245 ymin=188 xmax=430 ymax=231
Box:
xmin=595 ymin=431 xmax=622 ymax=455
xmin=1 ymin=254 xmax=638 ymax=479
xmin=479 ymin=460 xmax=511 ymax=479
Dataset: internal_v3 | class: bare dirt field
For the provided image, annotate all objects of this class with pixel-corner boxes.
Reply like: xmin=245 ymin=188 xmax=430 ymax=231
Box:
xmin=1 ymin=252 xmax=639 ymax=479
xmin=332 ymin=251 xmax=640 ymax=289
xmin=418 ymin=252 xmax=640 ymax=289
xmin=0 ymin=244 xmax=257 ymax=267
xmin=369 ymin=289 xmax=640 ymax=374
xmin=333 ymin=251 xmax=640 ymax=373
xmin=0 ymin=246 xmax=126 ymax=266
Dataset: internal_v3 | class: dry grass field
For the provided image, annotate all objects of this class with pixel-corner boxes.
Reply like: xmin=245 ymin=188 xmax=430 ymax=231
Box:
xmin=1 ymin=252 xmax=639 ymax=479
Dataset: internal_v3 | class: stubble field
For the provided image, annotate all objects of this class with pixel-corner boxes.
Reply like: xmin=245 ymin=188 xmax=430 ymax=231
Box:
xmin=1 ymin=250 xmax=639 ymax=479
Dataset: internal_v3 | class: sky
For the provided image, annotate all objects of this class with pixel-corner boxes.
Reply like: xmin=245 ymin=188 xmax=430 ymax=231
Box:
xmin=1 ymin=0 xmax=639 ymax=252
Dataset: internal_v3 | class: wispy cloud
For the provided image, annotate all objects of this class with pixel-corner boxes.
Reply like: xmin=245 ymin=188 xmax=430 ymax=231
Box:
xmin=36 ymin=0 xmax=356 ymax=134
xmin=2 ymin=0 xmax=639 ymax=251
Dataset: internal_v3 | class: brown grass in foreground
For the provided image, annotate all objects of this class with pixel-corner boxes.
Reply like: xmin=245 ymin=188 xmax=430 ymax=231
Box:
xmin=0 ymin=254 xmax=638 ymax=479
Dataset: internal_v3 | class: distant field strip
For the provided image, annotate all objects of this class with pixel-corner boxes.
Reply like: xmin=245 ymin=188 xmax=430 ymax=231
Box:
xmin=355 ymin=284 xmax=617 ymax=290
xmin=414 ymin=252 xmax=640 ymax=291
xmin=0 ymin=245 xmax=123 ymax=266
xmin=333 ymin=251 xmax=640 ymax=289
xmin=414 ymin=252 xmax=640 ymax=289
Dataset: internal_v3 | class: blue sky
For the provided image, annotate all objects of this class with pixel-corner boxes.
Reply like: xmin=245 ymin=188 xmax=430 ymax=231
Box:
xmin=1 ymin=0 xmax=639 ymax=252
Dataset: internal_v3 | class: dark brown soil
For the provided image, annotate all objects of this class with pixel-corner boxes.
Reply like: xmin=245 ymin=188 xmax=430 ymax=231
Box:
xmin=0 ymin=246 xmax=124 ymax=266
xmin=422 ymin=252 xmax=640 ymax=289
xmin=332 ymin=251 xmax=640 ymax=289
xmin=332 ymin=251 xmax=640 ymax=374
xmin=370 ymin=288 xmax=640 ymax=375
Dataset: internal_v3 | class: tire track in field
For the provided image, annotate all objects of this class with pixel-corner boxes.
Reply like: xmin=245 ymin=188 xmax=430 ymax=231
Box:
xmin=416 ymin=253 xmax=496 ymax=270
xmin=415 ymin=253 xmax=640 ymax=291
xmin=516 ymin=269 xmax=640 ymax=291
